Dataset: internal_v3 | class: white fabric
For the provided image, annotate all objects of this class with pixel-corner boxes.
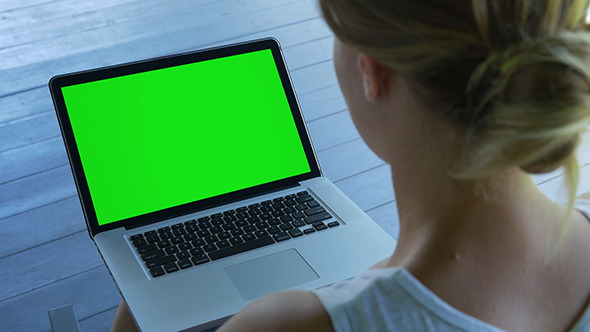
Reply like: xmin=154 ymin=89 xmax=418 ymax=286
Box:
xmin=313 ymin=200 xmax=590 ymax=332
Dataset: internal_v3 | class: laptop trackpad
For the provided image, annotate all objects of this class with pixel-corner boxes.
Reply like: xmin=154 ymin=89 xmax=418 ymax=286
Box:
xmin=224 ymin=249 xmax=319 ymax=300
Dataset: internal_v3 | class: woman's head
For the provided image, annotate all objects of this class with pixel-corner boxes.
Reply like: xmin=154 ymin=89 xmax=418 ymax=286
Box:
xmin=320 ymin=0 xmax=590 ymax=196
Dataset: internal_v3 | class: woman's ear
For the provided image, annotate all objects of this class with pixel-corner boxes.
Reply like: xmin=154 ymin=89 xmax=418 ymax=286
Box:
xmin=358 ymin=54 xmax=392 ymax=102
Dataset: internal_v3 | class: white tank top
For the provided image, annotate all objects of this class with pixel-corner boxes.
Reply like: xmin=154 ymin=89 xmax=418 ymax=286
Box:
xmin=312 ymin=200 xmax=590 ymax=332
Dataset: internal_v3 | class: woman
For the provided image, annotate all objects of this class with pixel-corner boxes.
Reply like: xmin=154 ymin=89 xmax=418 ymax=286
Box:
xmin=113 ymin=0 xmax=590 ymax=331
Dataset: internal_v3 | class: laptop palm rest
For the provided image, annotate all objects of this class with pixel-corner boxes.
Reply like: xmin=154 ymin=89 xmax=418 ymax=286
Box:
xmin=224 ymin=249 xmax=318 ymax=300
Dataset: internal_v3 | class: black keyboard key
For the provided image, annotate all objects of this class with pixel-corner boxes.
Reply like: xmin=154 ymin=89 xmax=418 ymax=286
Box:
xmin=157 ymin=240 xmax=172 ymax=249
xmin=209 ymin=236 xmax=275 ymax=260
xmin=304 ymin=206 xmax=326 ymax=216
xmin=210 ymin=226 xmax=224 ymax=234
xmin=142 ymin=249 xmax=165 ymax=261
xmin=305 ymin=212 xmax=332 ymax=224
xmin=303 ymin=228 xmax=316 ymax=234
xmin=186 ymin=224 xmax=199 ymax=232
xmin=235 ymin=219 xmax=248 ymax=228
xmin=205 ymin=235 xmax=218 ymax=244
xmin=160 ymin=231 xmax=173 ymax=239
xmin=184 ymin=233 xmax=198 ymax=241
xmin=130 ymin=234 xmax=144 ymax=241
xmin=267 ymin=226 xmax=280 ymax=235
xmin=296 ymin=195 xmax=314 ymax=203
xmin=164 ymin=262 xmax=180 ymax=273
xmin=254 ymin=230 xmax=268 ymax=238
xmin=203 ymin=244 xmax=217 ymax=252
xmin=231 ymin=228 xmax=244 ymax=237
xmin=255 ymin=222 xmax=269 ymax=229
xmin=328 ymin=221 xmax=340 ymax=227
xmin=297 ymin=191 xmax=309 ymax=196
xmin=313 ymin=221 xmax=328 ymax=231
xmin=197 ymin=229 xmax=210 ymax=237
xmin=173 ymin=228 xmax=187 ymax=236
xmin=178 ymin=242 xmax=192 ymax=251
xmin=137 ymin=243 xmax=158 ymax=255
xmin=191 ymin=239 xmax=206 ymax=247
xmin=145 ymin=234 xmax=160 ymax=243
xmin=217 ymin=240 xmax=230 ymax=249
xmin=145 ymin=255 xmax=176 ymax=269
xmin=192 ymin=254 xmax=210 ymax=265
xmin=242 ymin=233 xmax=256 ymax=242
xmin=149 ymin=266 xmax=165 ymax=278
xmin=172 ymin=223 xmax=184 ymax=229
xmin=269 ymin=219 xmax=282 ymax=226
xmin=274 ymin=232 xmax=291 ymax=242
xmin=288 ymin=228 xmax=304 ymax=237
xmin=219 ymin=232 xmax=232 ymax=240
xmin=292 ymin=212 xmax=305 ymax=219
xmin=295 ymin=204 xmax=308 ymax=211
xmin=165 ymin=246 xmax=179 ymax=255
xmin=177 ymin=252 xmax=191 ymax=260
xmin=307 ymin=200 xmax=320 ymax=208
xmin=171 ymin=236 xmax=184 ymax=245
xmin=292 ymin=219 xmax=306 ymax=228
xmin=280 ymin=223 xmax=294 ymax=231
xmin=178 ymin=259 xmax=193 ymax=269
xmin=198 ymin=221 xmax=212 ymax=229
xmin=222 ymin=222 xmax=237 ymax=230
xmin=190 ymin=247 xmax=204 ymax=256
xmin=132 ymin=238 xmax=147 ymax=248
xmin=158 ymin=226 xmax=170 ymax=233
xmin=229 ymin=237 xmax=243 ymax=245
xmin=243 ymin=225 xmax=256 ymax=233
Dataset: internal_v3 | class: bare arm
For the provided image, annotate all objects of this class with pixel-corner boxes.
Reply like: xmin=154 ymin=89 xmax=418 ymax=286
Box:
xmin=578 ymin=192 xmax=590 ymax=200
xmin=217 ymin=290 xmax=334 ymax=332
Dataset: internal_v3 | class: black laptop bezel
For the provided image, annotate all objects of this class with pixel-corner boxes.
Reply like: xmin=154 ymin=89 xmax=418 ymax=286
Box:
xmin=49 ymin=38 xmax=321 ymax=238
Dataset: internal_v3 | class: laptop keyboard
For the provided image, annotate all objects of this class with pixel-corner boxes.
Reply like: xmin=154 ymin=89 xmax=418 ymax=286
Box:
xmin=129 ymin=191 xmax=340 ymax=278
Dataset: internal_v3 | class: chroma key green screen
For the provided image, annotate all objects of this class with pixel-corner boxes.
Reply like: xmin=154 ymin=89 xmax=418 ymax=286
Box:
xmin=61 ymin=49 xmax=311 ymax=226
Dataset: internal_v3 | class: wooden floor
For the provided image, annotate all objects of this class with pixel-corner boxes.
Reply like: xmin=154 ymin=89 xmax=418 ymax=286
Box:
xmin=0 ymin=1 xmax=588 ymax=331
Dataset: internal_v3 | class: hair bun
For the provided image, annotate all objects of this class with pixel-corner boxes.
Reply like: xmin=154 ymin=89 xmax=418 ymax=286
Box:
xmin=458 ymin=32 xmax=590 ymax=177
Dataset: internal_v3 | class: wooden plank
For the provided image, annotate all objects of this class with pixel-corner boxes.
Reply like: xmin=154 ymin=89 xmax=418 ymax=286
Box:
xmin=0 ymin=87 xmax=51 ymax=123
xmin=0 ymin=266 xmax=120 ymax=332
xmin=0 ymin=231 xmax=102 ymax=301
xmin=0 ymin=0 xmax=318 ymax=95
xmin=0 ymin=0 xmax=219 ymax=35
xmin=334 ymin=164 xmax=394 ymax=212
xmin=319 ymin=138 xmax=383 ymax=182
xmin=0 ymin=0 xmax=63 ymax=13
xmin=307 ymin=110 xmax=359 ymax=152
xmin=0 ymin=165 xmax=76 ymax=220
xmin=0 ymin=111 xmax=60 ymax=155
xmin=0 ymin=196 xmax=83 ymax=259
xmin=298 ymin=84 xmax=347 ymax=122
xmin=0 ymin=137 xmax=67 ymax=185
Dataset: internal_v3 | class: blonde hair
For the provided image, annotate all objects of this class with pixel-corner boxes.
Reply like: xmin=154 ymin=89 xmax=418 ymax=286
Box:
xmin=320 ymin=0 xmax=590 ymax=226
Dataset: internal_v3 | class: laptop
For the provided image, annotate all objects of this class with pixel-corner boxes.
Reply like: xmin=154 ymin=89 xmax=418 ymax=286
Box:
xmin=49 ymin=38 xmax=395 ymax=331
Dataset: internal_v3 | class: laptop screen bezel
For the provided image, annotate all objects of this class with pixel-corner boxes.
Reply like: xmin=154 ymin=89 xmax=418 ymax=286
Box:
xmin=49 ymin=38 xmax=322 ymax=238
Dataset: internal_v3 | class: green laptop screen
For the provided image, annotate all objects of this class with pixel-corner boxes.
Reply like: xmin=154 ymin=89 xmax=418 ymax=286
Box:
xmin=61 ymin=49 xmax=311 ymax=226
